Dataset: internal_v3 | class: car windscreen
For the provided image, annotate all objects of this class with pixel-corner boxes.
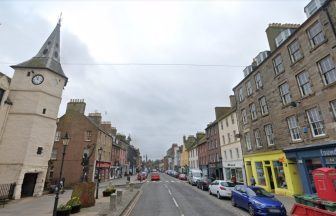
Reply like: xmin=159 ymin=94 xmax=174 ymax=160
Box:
xmin=221 ymin=182 xmax=235 ymax=187
xmin=193 ymin=172 xmax=202 ymax=177
xmin=248 ymin=188 xmax=273 ymax=197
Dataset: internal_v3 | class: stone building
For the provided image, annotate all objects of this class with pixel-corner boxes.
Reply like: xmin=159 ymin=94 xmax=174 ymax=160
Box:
xmin=233 ymin=0 xmax=336 ymax=195
xmin=205 ymin=107 xmax=230 ymax=179
xmin=50 ymin=99 xmax=114 ymax=187
xmin=197 ymin=134 xmax=208 ymax=176
xmin=0 ymin=21 xmax=67 ymax=199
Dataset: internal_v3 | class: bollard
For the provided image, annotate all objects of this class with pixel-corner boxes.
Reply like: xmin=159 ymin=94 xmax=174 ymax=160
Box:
xmin=130 ymin=183 xmax=134 ymax=192
xmin=110 ymin=194 xmax=117 ymax=211
xmin=116 ymin=190 xmax=123 ymax=205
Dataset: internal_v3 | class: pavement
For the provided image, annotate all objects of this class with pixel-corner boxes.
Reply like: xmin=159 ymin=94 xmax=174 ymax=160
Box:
xmin=0 ymin=175 xmax=139 ymax=216
xmin=129 ymin=173 xmax=296 ymax=216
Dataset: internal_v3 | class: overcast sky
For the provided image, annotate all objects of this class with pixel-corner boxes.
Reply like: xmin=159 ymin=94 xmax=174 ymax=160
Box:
xmin=0 ymin=0 xmax=308 ymax=160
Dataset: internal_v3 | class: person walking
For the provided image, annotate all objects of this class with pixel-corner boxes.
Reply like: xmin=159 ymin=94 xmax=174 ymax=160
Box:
xmin=250 ymin=176 xmax=256 ymax=186
xmin=231 ymin=175 xmax=237 ymax=185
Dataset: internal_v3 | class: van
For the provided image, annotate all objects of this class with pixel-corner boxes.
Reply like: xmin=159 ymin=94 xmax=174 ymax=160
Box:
xmin=188 ymin=169 xmax=203 ymax=186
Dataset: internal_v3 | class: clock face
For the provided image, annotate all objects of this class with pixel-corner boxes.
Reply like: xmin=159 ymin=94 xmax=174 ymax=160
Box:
xmin=32 ymin=74 xmax=44 ymax=85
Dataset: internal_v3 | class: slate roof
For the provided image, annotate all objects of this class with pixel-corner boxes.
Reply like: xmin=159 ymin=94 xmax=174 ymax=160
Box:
xmin=11 ymin=21 xmax=68 ymax=82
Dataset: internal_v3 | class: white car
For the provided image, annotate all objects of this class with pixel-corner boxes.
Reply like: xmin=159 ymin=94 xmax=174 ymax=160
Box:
xmin=209 ymin=180 xmax=235 ymax=199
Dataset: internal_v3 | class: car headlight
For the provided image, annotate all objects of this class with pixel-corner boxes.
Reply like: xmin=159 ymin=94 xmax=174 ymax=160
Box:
xmin=253 ymin=201 xmax=266 ymax=208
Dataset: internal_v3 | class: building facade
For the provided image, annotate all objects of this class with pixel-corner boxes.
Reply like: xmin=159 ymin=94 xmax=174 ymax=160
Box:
xmin=233 ymin=0 xmax=336 ymax=195
xmin=51 ymin=100 xmax=114 ymax=187
xmin=218 ymin=109 xmax=245 ymax=184
xmin=188 ymin=144 xmax=199 ymax=170
xmin=197 ymin=135 xmax=208 ymax=176
xmin=0 ymin=21 xmax=67 ymax=199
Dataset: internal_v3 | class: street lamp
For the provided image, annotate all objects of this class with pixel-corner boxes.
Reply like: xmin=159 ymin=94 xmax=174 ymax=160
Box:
xmin=96 ymin=147 xmax=103 ymax=199
xmin=53 ymin=132 xmax=70 ymax=216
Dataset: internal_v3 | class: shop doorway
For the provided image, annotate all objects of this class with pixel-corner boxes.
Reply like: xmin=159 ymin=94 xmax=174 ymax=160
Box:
xmin=266 ymin=167 xmax=275 ymax=190
xmin=21 ymin=173 xmax=38 ymax=197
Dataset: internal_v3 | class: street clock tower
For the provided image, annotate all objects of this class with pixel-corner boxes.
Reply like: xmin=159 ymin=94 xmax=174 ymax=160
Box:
xmin=0 ymin=19 xmax=68 ymax=199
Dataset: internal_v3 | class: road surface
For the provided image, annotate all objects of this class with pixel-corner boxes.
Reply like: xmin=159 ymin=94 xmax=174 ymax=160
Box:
xmin=130 ymin=173 xmax=249 ymax=216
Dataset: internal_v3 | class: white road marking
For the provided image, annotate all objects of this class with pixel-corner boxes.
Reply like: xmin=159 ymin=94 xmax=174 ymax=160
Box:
xmin=172 ymin=197 xmax=179 ymax=208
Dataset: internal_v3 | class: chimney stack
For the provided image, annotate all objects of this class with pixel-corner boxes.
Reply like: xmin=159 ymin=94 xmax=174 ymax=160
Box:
xmin=229 ymin=95 xmax=237 ymax=108
xmin=66 ymin=99 xmax=86 ymax=114
xmin=88 ymin=112 xmax=102 ymax=125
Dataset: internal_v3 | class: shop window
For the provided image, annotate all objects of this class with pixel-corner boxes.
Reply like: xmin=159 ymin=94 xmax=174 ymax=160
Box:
xmin=236 ymin=168 xmax=244 ymax=183
xmin=273 ymin=161 xmax=287 ymax=189
xmin=255 ymin=162 xmax=266 ymax=186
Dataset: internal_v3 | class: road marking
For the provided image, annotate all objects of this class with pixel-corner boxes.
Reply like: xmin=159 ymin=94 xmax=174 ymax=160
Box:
xmin=124 ymin=190 xmax=143 ymax=216
xmin=172 ymin=197 xmax=179 ymax=208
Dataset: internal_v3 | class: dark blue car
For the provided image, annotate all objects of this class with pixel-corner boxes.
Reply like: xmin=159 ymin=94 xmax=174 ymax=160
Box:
xmin=231 ymin=185 xmax=286 ymax=216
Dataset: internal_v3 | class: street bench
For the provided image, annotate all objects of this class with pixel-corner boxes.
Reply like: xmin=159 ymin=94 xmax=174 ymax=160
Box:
xmin=0 ymin=183 xmax=16 ymax=207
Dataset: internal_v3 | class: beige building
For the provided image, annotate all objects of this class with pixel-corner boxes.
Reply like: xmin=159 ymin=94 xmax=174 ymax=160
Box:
xmin=218 ymin=107 xmax=245 ymax=184
xmin=0 ymin=21 xmax=67 ymax=199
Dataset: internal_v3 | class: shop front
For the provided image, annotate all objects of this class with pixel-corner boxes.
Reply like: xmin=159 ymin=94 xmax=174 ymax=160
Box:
xmin=95 ymin=161 xmax=111 ymax=182
xmin=199 ymin=165 xmax=208 ymax=177
xmin=223 ymin=160 xmax=246 ymax=184
xmin=244 ymin=150 xmax=302 ymax=196
xmin=284 ymin=142 xmax=336 ymax=195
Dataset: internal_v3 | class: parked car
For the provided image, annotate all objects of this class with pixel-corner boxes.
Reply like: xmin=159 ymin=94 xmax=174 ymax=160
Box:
xmin=196 ymin=176 xmax=212 ymax=191
xmin=209 ymin=180 xmax=235 ymax=199
xmin=137 ymin=172 xmax=147 ymax=181
xmin=173 ymin=171 xmax=180 ymax=178
xmin=188 ymin=169 xmax=203 ymax=186
xmin=231 ymin=185 xmax=286 ymax=216
xmin=151 ymin=172 xmax=160 ymax=181
xmin=178 ymin=174 xmax=187 ymax=181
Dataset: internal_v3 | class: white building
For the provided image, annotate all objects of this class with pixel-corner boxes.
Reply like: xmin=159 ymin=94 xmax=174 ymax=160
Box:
xmin=189 ymin=145 xmax=199 ymax=169
xmin=0 ymin=20 xmax=67 ymax=199
xmin=218 ymin=107 xmax=246 ymax=184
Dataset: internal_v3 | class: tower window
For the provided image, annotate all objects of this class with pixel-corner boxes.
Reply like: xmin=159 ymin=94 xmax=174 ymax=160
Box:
xmin=37 ymin=147 xmax=43 ymax=155
xmin=42 ymin=108 xmax=47 ymax=114
xmin=0 ymin=88 xmax=5 ymax=104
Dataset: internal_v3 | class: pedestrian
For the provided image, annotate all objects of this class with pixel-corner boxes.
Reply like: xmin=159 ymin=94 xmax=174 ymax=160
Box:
xmin=250 ymin=175 xmax=256 ymax=186
xmin=231 ymin=175 xmax=237 ymax=185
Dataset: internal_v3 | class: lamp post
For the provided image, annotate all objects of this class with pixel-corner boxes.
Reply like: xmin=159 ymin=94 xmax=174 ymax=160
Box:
xmin=53 ymin=132 xmax=70 ymax=216
xmin=96 ymin=147 xmax=103 ymax=199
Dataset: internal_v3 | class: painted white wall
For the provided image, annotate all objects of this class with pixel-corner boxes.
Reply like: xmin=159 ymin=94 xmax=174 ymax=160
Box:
xmin=218 ymin=111 xmax=246 ymax=183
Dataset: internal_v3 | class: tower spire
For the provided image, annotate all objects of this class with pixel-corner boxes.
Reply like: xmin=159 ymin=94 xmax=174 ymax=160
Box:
xmin=11 ymin=18 xmax=67 ymax=82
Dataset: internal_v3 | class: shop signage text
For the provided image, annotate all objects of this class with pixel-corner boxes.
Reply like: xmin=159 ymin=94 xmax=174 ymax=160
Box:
xmin=320 ymin=148 xmax=336 ymax=157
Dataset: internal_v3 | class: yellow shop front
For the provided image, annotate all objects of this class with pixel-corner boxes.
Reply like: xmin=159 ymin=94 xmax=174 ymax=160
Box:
xmin=244 ymin=150 xmax=303 ymax=196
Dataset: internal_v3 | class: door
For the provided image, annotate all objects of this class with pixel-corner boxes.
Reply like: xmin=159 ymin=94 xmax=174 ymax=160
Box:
xmin=21 ymin=173 xmax=38 ymax=197
xmin=266 ymin=167 xmax=275 ymax=190
xmin=240 ymin=186 xmax=249 ymax=209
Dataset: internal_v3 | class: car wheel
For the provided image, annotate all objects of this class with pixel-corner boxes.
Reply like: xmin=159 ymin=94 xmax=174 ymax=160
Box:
xmin=248 ymin=204 xmax=255 ymax=216
xmin=217 ymin=192 xmax=221 ymax=199
xmin=231 ymin=197 xmax=236 ymax=207
xmin=209 ymin=189 xmax=212 ymax=195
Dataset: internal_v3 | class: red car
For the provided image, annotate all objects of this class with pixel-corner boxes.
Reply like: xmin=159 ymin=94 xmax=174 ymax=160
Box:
xmin=178 ymin=174 xmax=187 ymax=181
xmin=151 ymin=172 xmax=160 ymax=181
